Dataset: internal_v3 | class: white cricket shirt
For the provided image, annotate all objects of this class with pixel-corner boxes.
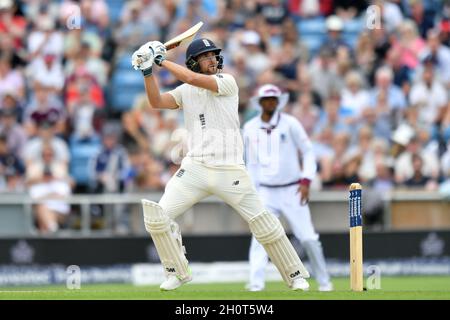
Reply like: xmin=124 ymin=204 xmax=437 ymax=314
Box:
xmin=243 ymin=112 xmax=317 ymax=186
xmin=168 ymin=73 xmax=244 ymax=166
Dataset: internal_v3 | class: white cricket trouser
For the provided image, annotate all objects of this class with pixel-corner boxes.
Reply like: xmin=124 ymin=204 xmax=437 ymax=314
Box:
xmin=249 ymin=184 xmax=330 ymax=287
xmin=159 ymin=157 xmax=266 ymax=223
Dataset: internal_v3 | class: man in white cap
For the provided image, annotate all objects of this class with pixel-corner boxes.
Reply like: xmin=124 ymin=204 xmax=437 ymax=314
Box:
xmin=243 ymin=84 xmax=333 ymax=291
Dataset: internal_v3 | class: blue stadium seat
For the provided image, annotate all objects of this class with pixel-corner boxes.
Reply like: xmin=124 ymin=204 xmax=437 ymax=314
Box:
xmin=301 ymin=34 xmax=326 ymax=56
xmin=106 ymin=0 xmax=124 ymax=24
xmin=69 ymin=138 xmax=102 ymax=186
xmin=343 ymin=18 xmax=365 ymax=34
xmin=297 ymin=17 xmax=327 ymax=36
xmin=116 ymin=53 xmax=133 ymax=70
xmin=109 ymin=69 xmax=144 ymax=112
xmin=111 ymin=69 xmax=143 ymax=89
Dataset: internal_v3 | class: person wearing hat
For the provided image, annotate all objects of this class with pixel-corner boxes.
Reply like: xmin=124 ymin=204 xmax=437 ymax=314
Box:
xmin=131 ymin=38 xmax=311 ymax=291
xmin=322 ymin=15 xmax=350 ymax=55
xmin=243 ymin=84 xmax=332 ymax=291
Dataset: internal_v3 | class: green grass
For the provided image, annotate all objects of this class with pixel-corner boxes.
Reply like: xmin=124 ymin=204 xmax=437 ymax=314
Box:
xmin=1 ymin=277 xmax=450 ymax=300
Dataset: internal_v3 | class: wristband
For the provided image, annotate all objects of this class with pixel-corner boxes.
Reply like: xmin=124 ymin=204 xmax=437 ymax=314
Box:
xmin=300 ymin=179 xmax=311 ymax=187
xmin=154 ymin=55 xmax=166 ymax=67
xmin=142 ymin=66 xmax=153 ymax=77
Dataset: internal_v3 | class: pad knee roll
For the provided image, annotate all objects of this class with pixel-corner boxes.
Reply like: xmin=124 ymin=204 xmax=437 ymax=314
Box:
xmin=142 ymin=199 xmax=190 ymax=279
xmin=249 ymin=212 xmax=310 ymax=286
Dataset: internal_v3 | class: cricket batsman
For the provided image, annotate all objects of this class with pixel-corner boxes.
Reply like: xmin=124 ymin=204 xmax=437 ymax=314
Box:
xmin=131 ymin=38 xmax=310 ymax=291
xmin=243 ymin=84 xmax=333 ymax=291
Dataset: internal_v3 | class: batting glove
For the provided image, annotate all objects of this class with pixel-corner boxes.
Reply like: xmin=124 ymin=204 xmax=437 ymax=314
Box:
xmin=149 ymin=41 xmax=167 ymax=67
xmin=131 ymin=43 xmax=154 ymax=77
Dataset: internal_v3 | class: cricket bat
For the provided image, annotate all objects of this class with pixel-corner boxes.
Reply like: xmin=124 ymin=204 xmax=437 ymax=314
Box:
xmin=164 ymin=21 xmax=204 ymax=50
xmin=134 ymin=22 xmax=203 ymax=67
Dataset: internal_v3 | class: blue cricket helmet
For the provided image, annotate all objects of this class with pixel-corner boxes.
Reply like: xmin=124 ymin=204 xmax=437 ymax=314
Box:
xmin=185 ymin=38 xmax=223 ymax=72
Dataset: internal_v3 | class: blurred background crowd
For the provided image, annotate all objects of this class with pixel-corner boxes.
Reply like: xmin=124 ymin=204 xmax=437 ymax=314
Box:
xmin=1 ymin=0 xmax=450 ymax=232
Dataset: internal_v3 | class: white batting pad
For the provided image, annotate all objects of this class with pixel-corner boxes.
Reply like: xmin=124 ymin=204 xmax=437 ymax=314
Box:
xmin=141 ymin=199 xmax=190 ymax=280
xmin=249 ymin=211 xmax=310 ymax=286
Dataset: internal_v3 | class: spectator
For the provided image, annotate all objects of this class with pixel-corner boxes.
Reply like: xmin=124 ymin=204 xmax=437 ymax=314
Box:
xmin=394 ymin=135 xmax=440 ymax=184
xmin=130 ymin=150 xmax=165 ymax=192
xmin=65 ymin=68 xmax=105 ymax=109
xmin=24 ymin=84 xmax=65 ymax=137
xmin=355 ymin=31 xmax=376 ymax=78
xmin=309 ymin=47 xmax=342 ymax=102
xmin=407 ymin=0 xmax=435 ymax=38
xmin=0 ymin=106 xmax=26 ymax=158
xmin=122 ymin=94 xmax=164 ymax=153
xmin=418 ymin=29 xmax=450 ymax=88
xmin=385 ymin=47 xmax=412 ymax=93
xmin=65 ymin=41 xmax=109 ymax=88
xmin=333 ymin=0 xmax=368 ymax=20
xmin=23 ymin=121 xmax=70 ymax=165
xmin=0 ymin=0 xmax=27 ymax=51
xmin=404 ymin=153 xmax=438 ymax=190
xmin=340 ymin=70 xmax=370 ymax=121
xmin=391 ymin=19 xmax=426 ymax=69
xmin=68 ymin=81 xmax=102 ymax=141
xmin=313 ymin=93 xmax=349 ymax=138
xmin=288 ymin=0 xmax=333 ymax=18
xmin=256 ymin=0 xmax=290 ymax=26
xmin=0 ymin=54 xmax=25 ymax=102
xmin=26 ymin=143 xmax=73 ymax=234
xmin=239 ymin=30 xmax=271 ymax=78
xmin=409 ymin=61 xmax=448 ymax=129
xmin=90 ymin=126 xmax=130 ymax=193
xmin=26 ymin=50 xmax=65 ymax=94
xmin=320 ymin=131 xmax=353 ymax=188
xmin=322 ymin=15 xmax=351 ymax=55
xmin=0 ymin=134 xmax=24 ymax=192
xmin=27 ymin=14 xmax=64 ymax=61
xmin=289 ymin=92 xmax=320 ymax=137
xmin=114 ymin=0 xmax=159 ymax=53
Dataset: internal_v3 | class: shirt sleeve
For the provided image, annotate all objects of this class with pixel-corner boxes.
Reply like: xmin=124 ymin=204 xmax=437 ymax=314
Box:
xmin=167 ymin=85 xmax=183 ymax=109
xmin=214 ymin=73 xmax=238 ymax=97
xmin=289 ymin=117 xmax=317 ymax=181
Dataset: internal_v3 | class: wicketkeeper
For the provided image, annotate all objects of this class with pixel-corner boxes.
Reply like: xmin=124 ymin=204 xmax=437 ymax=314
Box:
xmin=131 ymin=38 xmax=310 ymax=291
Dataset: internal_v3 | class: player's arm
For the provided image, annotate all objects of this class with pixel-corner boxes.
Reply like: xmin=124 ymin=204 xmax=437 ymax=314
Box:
xmin=160 ymin=60 xmax=218 ymax=93
xmin=132 ymin=41 xmax=178 ymax=110
xmin=144 ymin=75 xmax=179 ymax=110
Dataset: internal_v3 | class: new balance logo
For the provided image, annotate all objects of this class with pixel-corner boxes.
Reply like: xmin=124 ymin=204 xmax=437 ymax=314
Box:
xmin=290 ymin=270 xmax=301 ymax=278
xmin=232 ymin=180 xmax=240 ymax=186
xmin=176 ymin=169 xmax=185 ymax=178
xmin=166 ymin=267 xmax=176 ymax=273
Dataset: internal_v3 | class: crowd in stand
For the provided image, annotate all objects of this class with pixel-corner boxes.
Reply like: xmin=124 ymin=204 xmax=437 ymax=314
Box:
xmin=1 ymin=0 xmax=450 ymax=232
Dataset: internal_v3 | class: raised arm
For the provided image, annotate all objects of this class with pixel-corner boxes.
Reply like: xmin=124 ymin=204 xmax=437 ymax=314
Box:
xmin=159 ymin=60 xmax=218 ymax=93
xmin=143 ymin=75 xmax=178 ymax=110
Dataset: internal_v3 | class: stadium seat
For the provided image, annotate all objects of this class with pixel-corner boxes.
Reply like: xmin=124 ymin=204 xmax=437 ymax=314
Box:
xmin=116 ymin=53 xmax=133 ymax=70
xmin=106 ymin=0 xmax=124 ymax=25
xmin=69 ymin=137 xmax=102 ymax=186
xmin=301 ymin=34 xmax=326 ymax=57
xmin=297 ymin=17 xmax=327 ymax=36
xmin=109 ymin=69 xmax=144 ymax=112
